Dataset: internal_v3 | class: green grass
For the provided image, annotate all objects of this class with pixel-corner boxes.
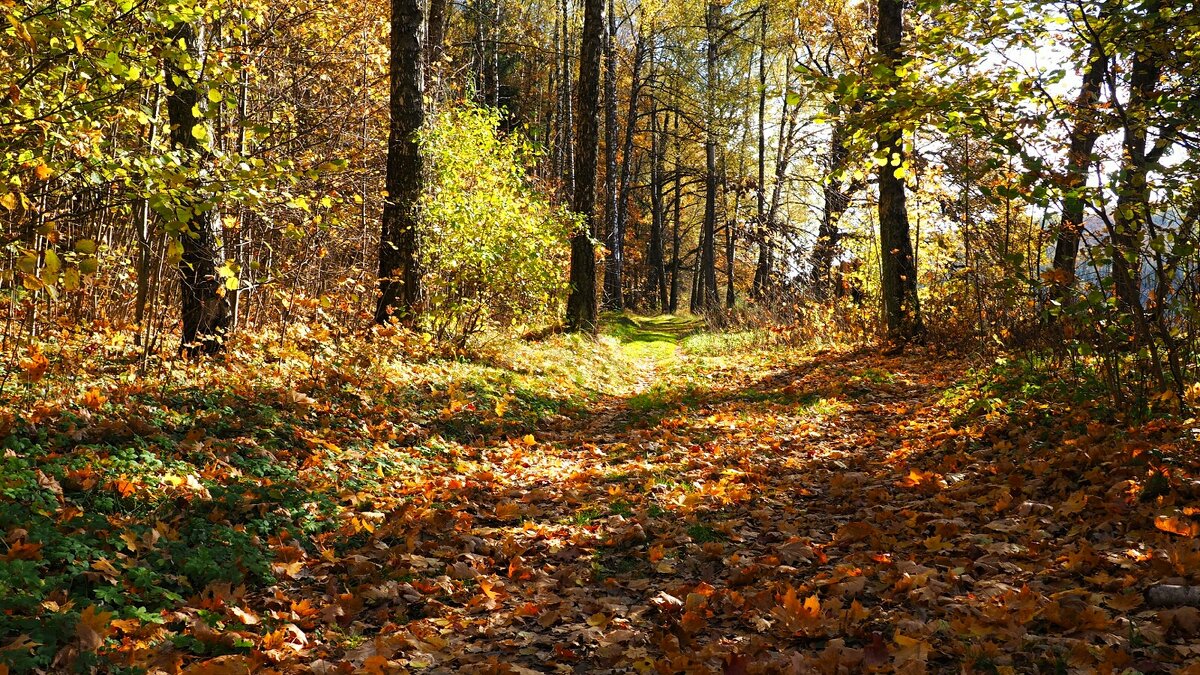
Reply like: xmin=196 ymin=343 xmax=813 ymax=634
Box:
xmin=687 ymin=523 xmax=725 ymax=543
xmin=603 ymin=313 xmax=704 ymax=366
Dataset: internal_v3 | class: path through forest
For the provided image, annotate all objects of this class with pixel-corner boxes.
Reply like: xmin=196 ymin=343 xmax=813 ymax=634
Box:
xmin=9 ymin=318 xmax=1198 ymax=674
xmin=231 ymin=320 xmax=1194 ymax=674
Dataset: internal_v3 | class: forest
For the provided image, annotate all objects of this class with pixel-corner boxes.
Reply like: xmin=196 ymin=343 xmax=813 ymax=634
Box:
xmin=2 ymin=0 xmax=1200 ymax=672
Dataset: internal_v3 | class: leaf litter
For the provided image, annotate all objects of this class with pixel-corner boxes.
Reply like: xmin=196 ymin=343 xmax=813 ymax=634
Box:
xmin=3 ymin=332 xmax=1200 ymax=674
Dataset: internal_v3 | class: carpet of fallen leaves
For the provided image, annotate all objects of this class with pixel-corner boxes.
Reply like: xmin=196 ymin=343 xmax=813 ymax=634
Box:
xmin=5 ymin=326 xmax=1200 ymax=674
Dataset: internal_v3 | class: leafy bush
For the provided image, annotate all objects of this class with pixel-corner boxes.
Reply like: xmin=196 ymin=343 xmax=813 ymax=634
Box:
xmin=419 ymin=104 xmax=577 ymax=346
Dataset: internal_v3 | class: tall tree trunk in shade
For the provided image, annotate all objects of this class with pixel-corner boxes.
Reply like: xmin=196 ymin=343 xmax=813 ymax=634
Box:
xmin=669 ymin=110 xmax=682 ymax=313
xmin=376 ymin=0 xmax=425 ymax=325
xmin=426 ymin=0 xmax=448 ymax=76
xmin=602 ymin=0 xmax=621 ymax=309
xmin=647 ymin=66 xmax=668 ymax=311
xmin=751 ymin=2 xmax=769 ymax=302
xmin=560 ymin=0 xmax=575 ymax=197
xmin=876 ymin=0 xmax=923 ymax=343
xmin=611 ymin=37 xmax=645 ymax=309
xmin=693 ymin=1 xmax=720 ymax=314
xmin=1110 ymin=28 xmax=1158 ymax=323
xmin=810 ymin=121 xmax=860 ymax=299
xmin=486 ymin=0 xmax=500 ymax=106
xmin=1049 ymin=31 xmax=1108 ymax=310
xmin=164 ymin=22 xmax=231 ymax=356
xmin=725 ymin=173 xmax=737 ymax=308
xmin=565 ymin=0 xmax=604 ymax=332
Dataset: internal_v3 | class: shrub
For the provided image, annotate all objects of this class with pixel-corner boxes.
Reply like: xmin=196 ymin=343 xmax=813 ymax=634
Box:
xmin=419 ymin=105 xmax=577 ymax=346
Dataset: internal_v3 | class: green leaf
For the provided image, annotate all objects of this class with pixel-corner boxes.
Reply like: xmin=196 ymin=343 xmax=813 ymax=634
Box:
xmin=166 ymin=238 xmax=184 ymax=264
xmin=43 ymin=249 xmax=61 ymax=275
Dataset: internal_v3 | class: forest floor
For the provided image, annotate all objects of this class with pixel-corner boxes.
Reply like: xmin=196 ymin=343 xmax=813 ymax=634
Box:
xmin=3 ymin=316 xmax=1200 ymax=674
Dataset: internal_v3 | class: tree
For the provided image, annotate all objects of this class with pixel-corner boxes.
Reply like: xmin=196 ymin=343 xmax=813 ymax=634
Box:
xmin=602 ymin=0 xmax=622 ymax=310
xmin=1047 ymin=16 xmax=1109 ymax=309
xmin=810 ymin=120 xmax=861 ymax=299
xmin=376 ymin=0 xmax=426 ymax=325
xmin=164 ymin=22 xmax=231 ymax=356
xmin=875 ymin=0 xmax=923 ymax=343
xmin=692 ymin=0 xmax=723 ymax=314
xmin=566 ymin=0 xmax=605 ymax=332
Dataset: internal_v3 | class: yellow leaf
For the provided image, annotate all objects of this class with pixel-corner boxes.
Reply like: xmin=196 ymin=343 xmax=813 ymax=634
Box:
xmin=81 ymin=387 xmax=106 ymax=410
xmin=16 ymin=251 xmax=37 ymax=274
xmin=5 ymin=15 xmax=35 ymax=50
xmin=19 ymin=346 xmax=48 ymax=383
xmin=0 ymin=193 xmax=16 ymax=210
xmin=76 ymin=605 xmax=115 ymax=652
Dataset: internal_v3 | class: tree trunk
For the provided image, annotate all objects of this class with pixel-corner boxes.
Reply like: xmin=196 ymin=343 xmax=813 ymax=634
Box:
xmin=426 ymin=0 xmax=449 ymax=74
xmin=810 ymin=121 xmax=858 ymax=299
xmin=486 ymin=0 xmax=500 ymax=106
xmin=602 ymin=0 xmax=621 ymax=309
xmin=751 ymin=2 xmax=769 ymax=302
xmin=165 ymin=22 xmax=231 ymax=356
xmin=134 ymin=85 xmax=161 ymax=347
xmin=376 ymin=0 xmax=426 ymax=325
xmin=646 ymin=49 xmax=668 ymax=311
xmin=693 ymin=1 xmax=720 ymax=314
xmin=876 ymin=0 xmax=923 ymax=343
xmin=669 ymin=110 xmax=682 ymax=313
xmin=761 ymin=55 xmax=797 ymax=296
xmin=725 ymin=179 xmax=736 ymax=308
xmin=560 ymin=0 xmax=576 ymax=197
xmin=1110 ymin=35 xmax=1159 ymax=321
xmin=1049 ymin=34 xmax=1108 ymax=309
xmin=565 ymin=0 xmax=604 ymax=332
xmin=611 ymin=37 xmax=644 ymax=309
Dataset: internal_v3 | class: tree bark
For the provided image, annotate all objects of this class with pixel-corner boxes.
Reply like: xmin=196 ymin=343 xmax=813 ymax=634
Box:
xmin=1110 ymin=31 xmax=1159 ymax=321
xmin=725 ymin=171 xmax=736 ymax=308
xmin=693 ymin=1 xmax=721 ymax=314
xmin=1147 ymin=585 xmax=1200 ymax=608
xmin=1049 ymin=34 xmax=1108 ymax=309
xmin=876 ymin=0 xmax=923 ymax=343
xmin=669 ymin=110 xmax=682 ymax=313
xmin=602 ymin=0 xmax=621 ymax=309
xmin=646 ymin=47 xmax=668 ymax=311
xmin=751 ymin=2 xmax=769 ymax=302
xmin=376 ymin=0 xmax=426 ymax=325
xmin=810 ymin=121 xmax=859 ymax=299
xmin=560 ymin=0 xmax=576 ymax=197
xmin=165 ymin=22 xmax=231 ymax=356
xmin=134 ymin=85 xmax=161 ymax=347
xmin=565 ymin=0 xmax=604 ymax=332
xmin=426 ymin=0 xmax=448 ymax=74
